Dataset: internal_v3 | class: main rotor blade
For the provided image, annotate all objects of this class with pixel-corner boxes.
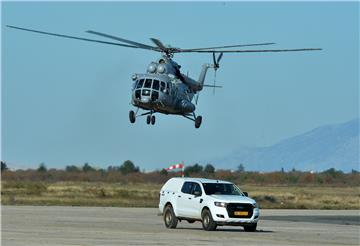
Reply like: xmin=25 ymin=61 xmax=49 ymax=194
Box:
xmin=180 ymin=42 xmax=276 ymax=51
xmin=87 ymin=30 xmax=159 ymax=51
xmin=150 ymin=38 xmax=168 ymax=52
xmin=180 ymin=48 xmax=322 ymax=53
xmin=6 ymin=25 xmax=139 ymax=48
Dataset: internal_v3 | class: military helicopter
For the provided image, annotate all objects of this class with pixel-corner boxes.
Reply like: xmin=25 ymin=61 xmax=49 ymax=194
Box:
xmin=7 ymin=25 xmax=321 ymax=128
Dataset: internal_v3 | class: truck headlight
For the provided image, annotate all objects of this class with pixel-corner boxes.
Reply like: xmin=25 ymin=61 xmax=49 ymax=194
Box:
xmin=214 ymin=202 xmax=227 ymax=207
xmin=252 ymin=203 xmax=259 ymax=208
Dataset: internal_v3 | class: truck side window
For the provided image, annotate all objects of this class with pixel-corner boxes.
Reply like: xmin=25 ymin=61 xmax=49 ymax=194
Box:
xmin=181 ymin=182 xmax=194 ymax=194
xmin=191 ymin=183 xmax=202 ymax=196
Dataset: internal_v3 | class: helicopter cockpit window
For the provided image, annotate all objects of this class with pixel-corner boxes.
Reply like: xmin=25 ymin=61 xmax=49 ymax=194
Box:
xmin=136 ymin=79 xmax=144 ymax=89
xmin=160 ymin=81 xmax=166 ymax=93
xmin=144 ymin=79 xmax=152 ymax=88
xmin=135 ymin=90 xmax=141 ymax=99
xmin=151 ymin=91 xmax=159 ymax=101
xmin=153 ymin=80 xmax=160 ymax=91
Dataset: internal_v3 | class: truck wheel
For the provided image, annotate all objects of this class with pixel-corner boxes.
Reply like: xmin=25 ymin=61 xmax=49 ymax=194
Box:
xmin=163 ymin=205 xmax=178 ymax=229
xmin=201 ymin=209 xmax=217 ymax=231
xmin=243 ymin=223 xmax=257 ymax=232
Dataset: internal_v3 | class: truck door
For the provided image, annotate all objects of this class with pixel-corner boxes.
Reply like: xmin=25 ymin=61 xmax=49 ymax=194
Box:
xmin=176 ymin=182 xmax=202 ymax=219
xmin=187 ymin=183 xmax=203 ymax=219
xmin=176 ymin=182 xmax=194 ymax=217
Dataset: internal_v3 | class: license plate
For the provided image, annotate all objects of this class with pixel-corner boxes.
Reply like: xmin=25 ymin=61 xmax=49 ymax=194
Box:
xmin=234 ymin=211 xmax=248 ymax=216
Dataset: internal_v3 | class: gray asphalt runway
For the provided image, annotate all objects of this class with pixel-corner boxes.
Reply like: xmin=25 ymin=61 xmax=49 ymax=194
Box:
xmin=2 ymin=206 xmax=359 ymax=246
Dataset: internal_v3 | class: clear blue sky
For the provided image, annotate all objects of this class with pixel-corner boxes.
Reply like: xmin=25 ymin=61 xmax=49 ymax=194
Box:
xmin=2 ymin=2 xmax=359 ymax=170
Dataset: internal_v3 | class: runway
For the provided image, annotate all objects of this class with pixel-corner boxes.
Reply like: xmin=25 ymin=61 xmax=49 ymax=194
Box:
xmin=2 ymin=206 xmax=359 ymax=245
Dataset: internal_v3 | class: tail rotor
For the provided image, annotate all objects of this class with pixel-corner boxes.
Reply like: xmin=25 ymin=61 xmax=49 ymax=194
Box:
xmin=212 ymin=52 xmax=223 ymax=94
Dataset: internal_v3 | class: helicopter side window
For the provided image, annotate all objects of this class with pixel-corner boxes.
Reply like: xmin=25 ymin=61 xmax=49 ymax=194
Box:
xmin=153 ymin=80 xmax=160 ymax=91
xmin=136 ymin=79 xmax=144 ymax=89
xmin=144 ymin=79 xmax=152 ymax=88
xmin=166 ymin=82 xmax=170 ymax=95
xmin=160 ymin=81 xmax=166 ymax=93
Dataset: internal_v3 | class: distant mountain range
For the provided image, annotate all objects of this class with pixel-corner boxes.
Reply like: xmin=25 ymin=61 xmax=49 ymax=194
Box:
xmin=210 ymin=119 xmax=359 ymax=172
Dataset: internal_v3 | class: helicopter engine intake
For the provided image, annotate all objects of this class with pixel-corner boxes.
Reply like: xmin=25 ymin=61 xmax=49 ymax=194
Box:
xmin=177 ymin=99 xmax=195 ymax=113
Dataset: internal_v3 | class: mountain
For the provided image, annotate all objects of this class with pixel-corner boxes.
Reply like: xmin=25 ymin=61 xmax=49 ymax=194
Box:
xmin=210 ymin=119 xmax=359 ymax=172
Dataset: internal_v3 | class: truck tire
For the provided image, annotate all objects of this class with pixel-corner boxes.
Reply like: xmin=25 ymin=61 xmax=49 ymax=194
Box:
xmin=163 ymin=205 xmax=178 ymax=229
xmin=201 ymin=209 xmax=217 ymax=231
xmin=243 ymin=223 xmax=257 ymax=232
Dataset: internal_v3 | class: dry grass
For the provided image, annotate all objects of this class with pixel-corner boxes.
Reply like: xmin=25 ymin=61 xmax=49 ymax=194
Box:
xmin=242 ymin=185 xmax=360 ymax=209
xmin=1 ymin=182 xmax=160 ymax=207
xmin=1 ymin=181 xmax=359 ymax=209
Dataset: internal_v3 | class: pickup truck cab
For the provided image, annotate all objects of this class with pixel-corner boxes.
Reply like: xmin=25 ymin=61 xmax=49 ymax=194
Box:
xmin=159 ymin=177 xmax=259 ymax=231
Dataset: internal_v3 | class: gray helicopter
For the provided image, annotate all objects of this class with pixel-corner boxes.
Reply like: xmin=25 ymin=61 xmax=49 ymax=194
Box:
xmin=7 ymin=25 xmax=321 ymax=128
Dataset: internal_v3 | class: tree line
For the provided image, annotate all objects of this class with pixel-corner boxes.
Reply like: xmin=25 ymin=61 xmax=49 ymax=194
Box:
xmin=1 ymin=160 xmax=359 ymax=186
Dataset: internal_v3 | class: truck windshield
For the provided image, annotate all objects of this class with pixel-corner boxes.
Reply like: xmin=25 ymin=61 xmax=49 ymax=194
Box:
xmin=202 ymin=183 xmax=243 ymax=196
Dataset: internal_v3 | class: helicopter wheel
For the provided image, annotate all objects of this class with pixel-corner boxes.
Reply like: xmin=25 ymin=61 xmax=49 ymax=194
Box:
xmin=146 ymin=115 xmax=151 ymax=125
xmin=129 ymin=110 xmax=136 ymax=123
xmin=195 ymin=116 xmax=202 ymax=128
xmin=151 ymin=115 xmax=156 ymax=125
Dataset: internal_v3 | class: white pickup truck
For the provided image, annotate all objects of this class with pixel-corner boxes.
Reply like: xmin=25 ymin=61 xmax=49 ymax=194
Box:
xmin=159 ymin=177 xmax=259 ymax=231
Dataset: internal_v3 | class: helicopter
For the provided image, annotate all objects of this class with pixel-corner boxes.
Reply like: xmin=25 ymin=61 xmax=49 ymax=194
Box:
xmin=7 ymin=25 xmax=321 ymax=128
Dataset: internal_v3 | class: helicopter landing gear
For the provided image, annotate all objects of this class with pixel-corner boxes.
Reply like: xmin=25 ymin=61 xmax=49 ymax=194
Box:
xmin=129 ymin=110 xmax=136 ymax=123
xmin=146 ymin=114 xmax=156 ymax=125
xmin=130 ymin=108 xmax=156 ymax=126
xmin=183 ymin=112 xmax=203 ymax=128
xmin=151 ymin=115 xmax=156 ymax=125
xmin=195 ymin=115 xmax=202 ymax=128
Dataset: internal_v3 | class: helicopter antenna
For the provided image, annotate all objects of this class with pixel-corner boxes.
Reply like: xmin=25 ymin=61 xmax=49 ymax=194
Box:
xmin=212 ymin=52 xmax=223 ymax=95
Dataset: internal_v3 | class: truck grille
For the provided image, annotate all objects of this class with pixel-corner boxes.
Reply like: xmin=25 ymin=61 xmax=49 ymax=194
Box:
xmin=226 ymin=203 xmax=253 ymax=218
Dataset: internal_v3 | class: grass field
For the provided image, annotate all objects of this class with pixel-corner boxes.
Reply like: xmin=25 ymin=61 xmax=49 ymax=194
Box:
xmin=1 ymin=181 xmax=359 ymax=209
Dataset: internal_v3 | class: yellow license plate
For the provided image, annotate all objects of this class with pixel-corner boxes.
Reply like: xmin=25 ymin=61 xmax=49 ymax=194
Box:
xmin=234 ymin=211 xmax=248 ymax=216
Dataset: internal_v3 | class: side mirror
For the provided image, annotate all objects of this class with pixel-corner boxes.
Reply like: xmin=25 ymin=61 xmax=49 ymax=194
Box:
xmin=194 ymin=190 xmax=201 ymax=197
xmin=243 ymin=192 xmax=248 ymax=197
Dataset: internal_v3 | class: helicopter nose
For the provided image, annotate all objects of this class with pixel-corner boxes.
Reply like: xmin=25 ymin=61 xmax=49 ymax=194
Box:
xmin=141 ymin=97 xmax=150 ymax=103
